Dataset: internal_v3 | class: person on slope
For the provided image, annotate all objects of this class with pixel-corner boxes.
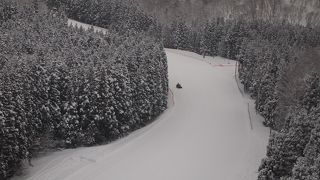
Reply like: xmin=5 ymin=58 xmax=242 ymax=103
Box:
xmin=176 ymin=83 xmax=182 ymax=89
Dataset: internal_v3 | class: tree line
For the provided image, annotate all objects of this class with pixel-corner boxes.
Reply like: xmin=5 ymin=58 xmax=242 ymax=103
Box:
xmin=47 ymin=0 xmax=163 ymax=38
xmin=0 ymin=1 xmax=168 ymax=179
xmin=163 ymin=18 xmax=320 ymax=180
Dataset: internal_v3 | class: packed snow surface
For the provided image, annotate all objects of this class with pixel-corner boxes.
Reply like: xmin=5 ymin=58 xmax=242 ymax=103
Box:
xmin=13 ymin=49 xmax=269 ymax=180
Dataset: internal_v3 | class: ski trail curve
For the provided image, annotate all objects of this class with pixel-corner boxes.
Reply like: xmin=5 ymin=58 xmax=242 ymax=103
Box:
xmin=12 ymin=49 xmax=269 ymax=180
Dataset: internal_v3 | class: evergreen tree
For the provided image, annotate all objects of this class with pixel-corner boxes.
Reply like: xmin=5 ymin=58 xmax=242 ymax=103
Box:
xmin=173 ymin=20 xmax=190 ymax=50
xmin=302 ymin=73 xmax=320 ymax=112
xmin=291 ymin=121 xmax=320 ymax=180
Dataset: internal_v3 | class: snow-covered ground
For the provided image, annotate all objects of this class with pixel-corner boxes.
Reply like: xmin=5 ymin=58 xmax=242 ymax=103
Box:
xmin=68 ymin=19 xmax=108 ymax=35
xmin=12 ymin=49 xmax=269 ymax=180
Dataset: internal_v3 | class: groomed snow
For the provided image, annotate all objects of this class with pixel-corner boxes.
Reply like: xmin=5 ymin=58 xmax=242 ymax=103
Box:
xmin=12 ymin=49 xmax=269 ymax=180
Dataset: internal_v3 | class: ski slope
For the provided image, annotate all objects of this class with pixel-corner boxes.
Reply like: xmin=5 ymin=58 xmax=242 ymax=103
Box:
xmin=12 ymin=49 xmax=269 ymax=180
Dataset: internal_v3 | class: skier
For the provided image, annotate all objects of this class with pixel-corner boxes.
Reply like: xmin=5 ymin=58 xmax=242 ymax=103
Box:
xmin=176 ymin=83 xmax=182 ymax=89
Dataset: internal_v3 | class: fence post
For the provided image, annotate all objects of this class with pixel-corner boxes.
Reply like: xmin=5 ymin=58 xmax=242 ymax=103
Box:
xmin=248 ymin=103 xmax=253 ymax=130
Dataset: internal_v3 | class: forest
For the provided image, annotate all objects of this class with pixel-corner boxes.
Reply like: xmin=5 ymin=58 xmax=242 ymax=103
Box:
xmin=0 ymin=0 xmax=167 ymax=179
xmin=136 ymin=0 xmax=320 ymax=27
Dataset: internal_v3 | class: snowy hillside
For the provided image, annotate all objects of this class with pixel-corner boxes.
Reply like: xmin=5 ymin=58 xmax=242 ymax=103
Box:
xmin=12 ymin=49 xmax=269 ymax=180
xmin=3 ymin=1 xmax=320 ymax=180
xmin=136 ymin=0 xmax=320 ymax=26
